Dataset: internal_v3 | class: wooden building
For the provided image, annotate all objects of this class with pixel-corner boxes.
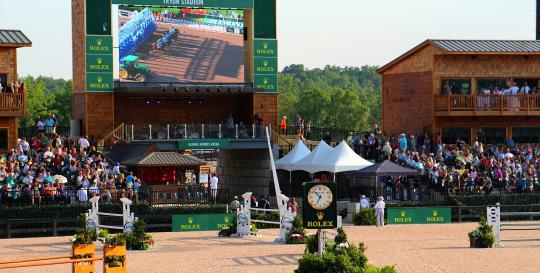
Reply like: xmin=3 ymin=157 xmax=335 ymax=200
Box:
xmin=0 ymin=30 xmax=31 ymax=151
xmin=378 ymin=39 xmax=540 ymax=144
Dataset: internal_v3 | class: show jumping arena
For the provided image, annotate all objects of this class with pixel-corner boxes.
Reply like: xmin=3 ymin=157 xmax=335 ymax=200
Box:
xmin=1 ymin=223 xmax=540 ymax=273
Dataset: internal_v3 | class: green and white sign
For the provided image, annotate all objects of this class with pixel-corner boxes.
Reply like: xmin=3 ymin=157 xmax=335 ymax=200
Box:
xmin=172 ymin=214 xmax=232 ymax=232
xmin=112 ymin=0 xmax=253 ymax=9
xmin=254 ymin=39 xmax=277 ymax=58
xmin=86 ymin=35 xmax=112 ymax=54
xmin=178 ymin=139 xmax=230 ymax=150
xmin=302 ymin=182 xmax=337 ymax=229
xmin=387 ymin=207 xmax=451 ymax=224
xmin=86 ymin=54 xmax=113 ymax=73
xmin=253 ymin=74 xmax=278 ymax=92
xmin=86 ymin=72 xmax=114 ymax=92
xmin=254 ymin=57 xmax=278 ymax=74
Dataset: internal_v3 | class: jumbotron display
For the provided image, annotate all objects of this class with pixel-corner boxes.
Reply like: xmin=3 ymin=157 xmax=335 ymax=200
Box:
xmin=118 ymin=6 xmax=244 ymax=83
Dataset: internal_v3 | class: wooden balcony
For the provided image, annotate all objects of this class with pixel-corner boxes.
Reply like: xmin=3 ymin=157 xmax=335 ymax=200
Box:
xmin=434 ymin=94 xmax=540 ymax=116
xmin=0 ymin=93 xmax=25 ymax=117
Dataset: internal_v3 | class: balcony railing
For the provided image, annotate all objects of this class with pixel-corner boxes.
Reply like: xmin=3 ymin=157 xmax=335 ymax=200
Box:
xmin=0 ymin=93 xmax=25 ymax=116
xmin=435 ymin=94 xmax=540 ymax=116
xmin=124 ymin=123 xmax=268 ymax=141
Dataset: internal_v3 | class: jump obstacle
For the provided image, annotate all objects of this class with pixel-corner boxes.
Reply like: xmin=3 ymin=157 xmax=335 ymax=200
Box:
xmin=235 ymin=191 xmax=294 ymax=241
xmin=487 ymin=203 xmax=540 ymax=247
xmin=86 ymin=196 xmax=137 ymax=233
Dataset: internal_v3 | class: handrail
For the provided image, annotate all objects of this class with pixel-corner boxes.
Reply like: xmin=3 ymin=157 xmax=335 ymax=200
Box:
xmin=435 ymin=94 xmax=540 ymax=113
xmin=0 ymin=93 xmax=25 ymax=113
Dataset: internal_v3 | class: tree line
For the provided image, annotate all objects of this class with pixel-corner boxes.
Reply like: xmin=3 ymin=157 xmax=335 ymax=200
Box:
xmin=21 ymin=65 xmax=381 ymax=131
xmin=279 ymin=64 xmax=381 ymax=132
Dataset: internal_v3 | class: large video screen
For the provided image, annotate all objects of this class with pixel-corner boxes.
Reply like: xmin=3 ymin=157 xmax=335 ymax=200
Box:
xmin=117 ymin=6 xmax=244 ymax=83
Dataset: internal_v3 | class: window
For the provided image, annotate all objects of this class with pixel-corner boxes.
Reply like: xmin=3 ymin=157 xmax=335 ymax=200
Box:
xmin=441 ymin=79 xmax=471 ymax=95
xmin=0 ymin=129 xmax=7 ymax=151
xmin=512 ymin=127 xmax=540 ymax=144
xmin=441 ymin=127 xmax=471 ymax=144
xmin=477 ymin=127 xmax=505 ymax=145
xmin=477 ymin=79 xmax=506 ymax=93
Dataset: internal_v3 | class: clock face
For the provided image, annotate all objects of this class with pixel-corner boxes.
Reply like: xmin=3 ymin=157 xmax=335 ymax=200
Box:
xmin=307 ymin=184 xmax=333 ymax=210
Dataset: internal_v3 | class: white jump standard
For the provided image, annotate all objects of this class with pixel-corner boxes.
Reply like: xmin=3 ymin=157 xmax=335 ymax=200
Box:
xmin=85 ymin=196 xmax=137 ymax=233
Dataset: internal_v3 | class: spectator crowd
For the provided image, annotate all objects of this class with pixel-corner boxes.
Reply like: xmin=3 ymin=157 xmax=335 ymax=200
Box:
xmin=0 ymin=127 xmax=142 ymax=206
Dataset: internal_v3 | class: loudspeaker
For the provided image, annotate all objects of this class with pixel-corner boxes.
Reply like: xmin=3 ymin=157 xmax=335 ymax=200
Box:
xmin=243 ymin=27 xmax=248 ymax=41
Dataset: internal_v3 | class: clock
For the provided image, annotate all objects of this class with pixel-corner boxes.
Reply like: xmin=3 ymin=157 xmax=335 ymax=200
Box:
xmin=307 ymin=184 xmax=333 ymax=210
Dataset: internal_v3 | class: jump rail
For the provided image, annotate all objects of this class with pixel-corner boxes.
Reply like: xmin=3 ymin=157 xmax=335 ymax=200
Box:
xmin=487 ymin=203 xmax=540 ymax=247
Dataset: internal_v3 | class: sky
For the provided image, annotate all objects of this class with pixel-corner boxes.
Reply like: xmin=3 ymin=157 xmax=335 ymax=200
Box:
xmin=0 ymin=0 xmax=537 ymax=79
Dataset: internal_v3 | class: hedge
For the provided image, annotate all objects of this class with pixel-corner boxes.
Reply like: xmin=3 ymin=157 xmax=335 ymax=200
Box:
xmin=0 ymin=204 xmax=227 ymax=219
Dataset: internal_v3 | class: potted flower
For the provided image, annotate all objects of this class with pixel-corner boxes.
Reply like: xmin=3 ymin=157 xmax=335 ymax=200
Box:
xmin=468 ymin=217 xmax=495 ymax=248
xmin=468 ymin=229 xmax=480 ymax=248
xmin=126 ymin=220 xmax=155 ymax=250
xmin=70 ymin=228 xmax=97 ymax=273
xmin=100 ymin=232 xmax=127 ymax=273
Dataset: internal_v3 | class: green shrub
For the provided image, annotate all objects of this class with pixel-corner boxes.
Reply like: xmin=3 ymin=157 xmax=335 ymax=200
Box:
xmin=334 ymin=228 xmax=347 ymax=245
xmin=250 ymin=211 xmax=280 ymax=229
xmin=353 ymin=208 xmax=376 ymax=226
xmin=126 ymin=220 xmax=154 ymax=250
xmin=0 ymin=204 xmax=227 ymax=219
xmin=468 ymin=217 xmax=495 ymax=248
xmin=285 ymin=216 xmax=307 ymax=244
xmin=305 ymin=235 xmax=319 ymax=254
xmin=218 ymin=212 xmax=237 ymax=237
xmin=296 ymin=229 xmax=395 ymax=273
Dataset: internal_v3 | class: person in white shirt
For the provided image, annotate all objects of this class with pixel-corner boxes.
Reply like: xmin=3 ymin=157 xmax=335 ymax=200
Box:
xmin=359 ymin=195 xmax=370 ymax=209
xmin=374 ymin=196 xmax=386 ymax=227
xmin=19 ymin=137 xmax=30 ymax=155
xmin=520 ymin=82 xmax=531 ymax=94
xmin=79 ymin=136 xmax=90 ymax=152
xmin=210 ymin=173 xmax=219 ymax=202
xmin=78 ymin=186 xmax=88 ymax=203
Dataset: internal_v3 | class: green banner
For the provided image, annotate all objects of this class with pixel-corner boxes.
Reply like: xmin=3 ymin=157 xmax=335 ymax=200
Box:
xmin=254 ymin=57 xmax=278 ymax=74
xmin=86 ymin=54 xmax=113 ymax=73
xmin=253 ymin=74 xmax=278 ymax=92
xmin=302 ymin=182 xmax=337 ymax=229
xmin=86 ymin=73 xmax=114 ymax=92
xmin=112 ymin=0 xmax=253 ymax=8
xmin=172 ymin=214 xmax=232 ymax=232
xmin=387 ymin=207 xmax=451 ymax=224
xmin=178 ymin=139 xmax=229 ymax=149
xmin=86 ymin=35 xmax=113 ymax=54
xmin=254 ymin=39 xmax=277 ymax=57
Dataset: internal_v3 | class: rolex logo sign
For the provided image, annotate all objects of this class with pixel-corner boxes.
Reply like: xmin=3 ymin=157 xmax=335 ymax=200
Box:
xmin=433 ymin=210 xmax=438 ymax=217
xmin=393 ymin=210 xmax=412 ymax=223
xmin=256 ymin=58 xmax=275 ymax=73
xmin=224 ymin=216 xmax=230 ymax=224
xmin=401 ymin=210 xmax=406 ymax=217
xmin=89 ymin=55 xmax=110 ymax=71
xmin=97 ymin=39 xmax=102 ymax=46
xmin=317 ymin=211 xmax=324 ymax=220
xmin=97 ymin=76 xmax=103 ymax=83
xmin=255 ymin=40 xmax=275 ymax=56
xmin=427 ymin=209 xmax=444 ymax=223
xmin=188 ymin=217 xmax=193 ymax=224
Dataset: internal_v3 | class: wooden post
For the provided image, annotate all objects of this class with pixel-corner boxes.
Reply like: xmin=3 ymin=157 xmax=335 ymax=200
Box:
xmin=458 ymin=207 xmax=462 ymax=223
xmin=7 ymin=222 xmax=11 ymax=239
xmin=53 ymin=218 xmax=58 ymax=237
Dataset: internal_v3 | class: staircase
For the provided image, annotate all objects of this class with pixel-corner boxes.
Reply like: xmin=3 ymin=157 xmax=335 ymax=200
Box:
xmin=104 ymin=123 xmax=127 ymax=147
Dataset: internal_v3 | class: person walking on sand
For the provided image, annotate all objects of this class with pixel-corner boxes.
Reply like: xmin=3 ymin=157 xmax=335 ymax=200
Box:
xmin=375 ymin=196 xmax=385 ymax=227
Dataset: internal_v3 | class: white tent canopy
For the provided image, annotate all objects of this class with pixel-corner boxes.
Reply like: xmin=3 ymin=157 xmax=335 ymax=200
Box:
xmin=290 ymin=140 xmax=334 ymax=173
xmin=322 ymin=140 xmax=373 ymax=173
xmin=275 ymin=140 xmax=311 ymax=171
xmin=288 ymin=140 xmax=373 ymax=174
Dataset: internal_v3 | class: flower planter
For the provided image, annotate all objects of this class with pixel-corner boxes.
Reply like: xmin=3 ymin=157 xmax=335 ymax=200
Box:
xmin=469 ymin=237 xmax=477 ymax=248
xmin=103 ymin=245 xmax=127 ymax=273
xmin=72 ymin=244 xmax=95 ymax=273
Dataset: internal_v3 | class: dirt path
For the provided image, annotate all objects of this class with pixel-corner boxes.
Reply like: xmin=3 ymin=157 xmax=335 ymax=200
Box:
xmin=1 ymin=223 xmax=539 ymax=272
